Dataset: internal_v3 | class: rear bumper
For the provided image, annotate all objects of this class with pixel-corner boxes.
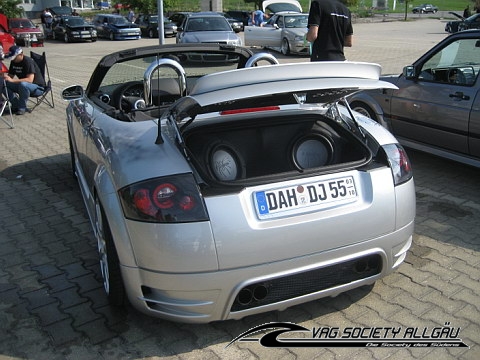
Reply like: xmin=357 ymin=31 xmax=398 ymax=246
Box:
xmin=121 ymin=220 xmax=413 ymax=323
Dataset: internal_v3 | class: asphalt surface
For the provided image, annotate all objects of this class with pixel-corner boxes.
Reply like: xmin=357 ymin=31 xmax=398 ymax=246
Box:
xmin=0 ymin=18 xmax=479 ymax=360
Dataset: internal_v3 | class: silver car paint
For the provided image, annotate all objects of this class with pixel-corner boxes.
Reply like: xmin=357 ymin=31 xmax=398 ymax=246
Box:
xmin=66 ymin=59 xmax=414 ymax=323
xmin=244 ymin=13 xmax=308 ymax=54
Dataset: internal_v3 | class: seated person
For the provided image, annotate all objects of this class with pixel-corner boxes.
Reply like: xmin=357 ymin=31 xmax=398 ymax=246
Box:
xmin=3 ymin=46 xmax=46 ymax=115
xmin=0 ymin=45 xmax=8 ymax=110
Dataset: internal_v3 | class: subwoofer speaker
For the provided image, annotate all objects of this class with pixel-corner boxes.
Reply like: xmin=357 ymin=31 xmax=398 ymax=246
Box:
xmin=208 ymin=143 xmax=245 ymax=181
xmin=292 ymin=135 xmax=333 ymax=169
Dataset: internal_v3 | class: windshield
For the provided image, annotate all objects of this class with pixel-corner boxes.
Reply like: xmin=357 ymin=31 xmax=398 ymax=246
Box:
xmin=284 ymin=15 xmax=308 ymax=28
xmin=65 ymin=17 xmax=87 ymax=26
xmin=10 ymin=19 xmax=35 ymax=28
xmin=110 ymin=17 xmax=130 ymax=25
xmin=186 ymin=17 xmax=231 ymax=32
xmin=96 ymin=51 xmax=243 ymax=96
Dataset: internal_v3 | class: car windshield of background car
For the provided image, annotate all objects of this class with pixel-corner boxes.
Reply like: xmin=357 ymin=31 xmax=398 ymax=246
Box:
xmin=112 ymin=17 xmax=130 ymax=25
xmin=11 ymin=19 xmax=35 ymax=28
xmin=66 ymin=18 xmax=85 ymax=26
xmin=187 ymin=18 xmax=230 ymax=32
xmin=285 ymin=15 xmax=308 ymax=28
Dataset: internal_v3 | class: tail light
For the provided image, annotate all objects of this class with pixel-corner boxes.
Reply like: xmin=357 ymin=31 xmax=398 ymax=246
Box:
xmin=382 ymin=144 xmax=413 ymax=186
xmin=119 ymin=174 xmax=209 ymax=223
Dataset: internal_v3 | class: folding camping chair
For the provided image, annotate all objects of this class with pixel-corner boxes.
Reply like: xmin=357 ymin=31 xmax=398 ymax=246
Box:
xmin=29 ymin=51 xmax=54 ymax=112
xmin=0 ymin=64 xmax=14 ymax=128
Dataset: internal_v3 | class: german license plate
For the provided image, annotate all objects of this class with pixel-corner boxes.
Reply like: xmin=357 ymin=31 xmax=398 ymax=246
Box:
xmin=254 ymin=176 xmax=357 ymax=219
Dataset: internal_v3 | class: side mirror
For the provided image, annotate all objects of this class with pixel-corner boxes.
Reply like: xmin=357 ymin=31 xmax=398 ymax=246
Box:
xmin=403 ymin=65 xmax=416 ymax=79
xmin=177 ymin=27 xmax=183 ymax=32
xmin=273 ymin=24 xmax=279 ymax=29
xmin=62 ymin=85 xmax=84 ymax=100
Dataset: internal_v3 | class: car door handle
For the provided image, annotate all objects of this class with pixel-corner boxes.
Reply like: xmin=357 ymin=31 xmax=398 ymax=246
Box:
xmin=449 ymin=92 xmax=470 ymax=100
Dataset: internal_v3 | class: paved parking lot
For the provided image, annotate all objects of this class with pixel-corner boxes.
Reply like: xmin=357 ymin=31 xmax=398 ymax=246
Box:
xmin=0 ymin=18 xmax=479 ymax=360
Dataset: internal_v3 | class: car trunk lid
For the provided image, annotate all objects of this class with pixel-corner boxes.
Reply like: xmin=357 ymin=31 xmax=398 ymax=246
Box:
xmin=160 ymin=62 xmax=399 ymax=269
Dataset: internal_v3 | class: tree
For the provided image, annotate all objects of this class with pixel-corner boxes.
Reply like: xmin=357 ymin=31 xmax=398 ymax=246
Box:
xmin=0 ymin=0 xmax=23 ymax=18
xmin=125 ymin=0 xmax=180 ymax=15
xmin=403 ymin=0 xmax=411 ymax=21
xmin=245 ymin=0 xmax=262 ymax=10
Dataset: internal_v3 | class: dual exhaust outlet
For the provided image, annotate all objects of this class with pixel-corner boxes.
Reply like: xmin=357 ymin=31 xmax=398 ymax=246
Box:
xmin=236 ymin=283 xmax=269 ymax=306
xmin=235 ymin=256 xmax=380 ymax=308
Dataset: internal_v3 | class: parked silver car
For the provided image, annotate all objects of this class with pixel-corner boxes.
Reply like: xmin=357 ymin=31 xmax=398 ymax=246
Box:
xmin=244 ymin=12 xmax=309 ymax=55
xmin=349 ymin=30 xmax=480 ymax=168
xmin=62 ymin=44 xmax=415 ymax=323
xmin=176 ymin=12 xmax=242 ymax=45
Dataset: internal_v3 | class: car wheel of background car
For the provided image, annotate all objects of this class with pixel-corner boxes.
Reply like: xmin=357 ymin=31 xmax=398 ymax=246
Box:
xmin=109 ymin=32 xmax=115 ymax=41
xmin=64 ymin=33 xmax=69 ymax=43
xmin=148 ymin=29 xmax=155 ymax=38
xmin=281 ymin=38 xmax=290 ymax=55
xmin=350 ymin=101 xmax=378 ymax=122
xmin=52 ymin=31 xmax=56 ymax=40
xmin=94 ymin=197 xmax=126 ymax=306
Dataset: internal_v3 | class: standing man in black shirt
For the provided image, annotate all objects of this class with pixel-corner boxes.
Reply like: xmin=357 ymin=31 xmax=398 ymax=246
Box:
xmin=306 ymin=0 xmax=353 ymax=61
xmin=3 ymin=46 xmax=45 ymax=115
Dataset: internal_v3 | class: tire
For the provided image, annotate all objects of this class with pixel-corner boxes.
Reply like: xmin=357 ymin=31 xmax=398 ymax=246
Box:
xmin=281 ymin=38 xmax=290 ymax=55
xmin=94 ymin=198 xmax=127 ymax=306
xmin=52 ymin=31 xmax=56 ymax=40
xmin=109 ymin=32 xmax=115 ymax=41
xmin=350 ymin=101 xmax=378 ymax=122
xmin=148 ymin=29 xmax=154 ymax=38
xmin=64 ymin=33 xmax=69 ymax=43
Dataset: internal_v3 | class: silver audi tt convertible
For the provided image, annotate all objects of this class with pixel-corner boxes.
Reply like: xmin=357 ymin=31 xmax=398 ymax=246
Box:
xmin=62 ymin=44 xmax=415 ymax=323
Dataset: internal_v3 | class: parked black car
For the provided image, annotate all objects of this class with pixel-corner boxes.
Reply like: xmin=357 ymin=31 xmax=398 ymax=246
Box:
xmin=217 ymin=12 xmax=243 ymax=32
xmin=168 ymin=12 xmax=192 ymax=27
xmin=225 ymin=10 xmax=251 ymax=26
xmin=445 ymin=12 xmax=464 ymax=33
xmin=134 ymin=14 xmax=177 ymax=38
xmin=446 ymin=12 xmax=480 ymax=33
xmin=412 ymin=4 xmax=438 ymax=14
xmin=51 ymin=16 xmax=97 ymax=42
